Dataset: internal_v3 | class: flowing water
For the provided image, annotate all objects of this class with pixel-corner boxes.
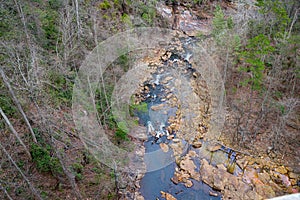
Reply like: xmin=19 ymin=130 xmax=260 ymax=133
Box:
xmin=132 ymin=37 xmax=241 ymax=199
xmin=135 ymin=78 xmax=222 ymax=199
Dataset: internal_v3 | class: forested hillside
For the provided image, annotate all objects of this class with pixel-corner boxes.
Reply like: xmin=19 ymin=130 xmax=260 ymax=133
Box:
xmin=0 ymin=0 xmax=299 ymax=199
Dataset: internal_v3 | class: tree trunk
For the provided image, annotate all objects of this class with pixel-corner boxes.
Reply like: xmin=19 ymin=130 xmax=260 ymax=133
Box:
xmin=0 ymin=182 xmax=13 ymax=200
xmin=0 ymin=142 xmax=42 ymax=200
xmin=0 ymin=107 xmax=32 ymax=159
xmin=0 ymin=68 xmax=37 ymax=143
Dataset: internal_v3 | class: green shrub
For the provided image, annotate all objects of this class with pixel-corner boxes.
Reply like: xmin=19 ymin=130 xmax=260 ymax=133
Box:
xmin=255 ymin=0 xmax=290 ymax=39
xmin=212 ymin=5 xmax=233 ymax=38
xmin=239 ymin=34 xmax=275 ymax=90
xmin=30 ymin=143 xmax=52 ymax=173
xmin=41 ymin=191 xmax=48 ymax=199
xmin=121 ymin=13 xmax=132 ymax=27
xmin=15 ymin=187 xmax=25 ymax=196
xmin=71 ymin=162 xmax=84 ymax=180
xmin=193 ymin=0 xmax=203 ymax=4
xmin=75 ymin=173 xmax=83 ymax=181
xmin=99 ymin=0 xmax=111 ymax=10
xmin=48 ymin=71 xmax=73 ymax=106
xmin=140 ymin=5 xmax=156 ymax=25
xmin=129 ymin=102 xmax=148 ymax=116
xmin=48 ymin=0 xmax=62 ymax=10
xmin=50 ymin=157 xmax=63 ymax=175
xmin=36 ymin=5 xmax=60 ymax=51
xmin=32 ymin=128 xmax=44 ymax=144
xmin=72 ymin=162 xmax=84 ymax=173
xmin=0 ymin=8 xmax=11 ymax=38
xmin=0 ymin=81 xmax=16 ymax=117
xmin=30 ymin=143 xmax=63 ymax=175
xmin=95 ymin=84 xmax=118 ymax=129
xmin=0 ymin=95 xmax=16 ymax=117
xmin=136 ymin=102 xmax=148 ymax=112
xmin=115 ymin=121 xmax=129 ymax=140
xmin=17 ymin=160 xmax=25 ymax=169
xmin=211 ymin=5 xmax=240 ymax=54
xmin=0 ymin=3 xmax=20 ymax=40
xmin=110 ymin=170 xmax=115 ymax=178
xmin=107 ymin=193 xmax=116 ymax=200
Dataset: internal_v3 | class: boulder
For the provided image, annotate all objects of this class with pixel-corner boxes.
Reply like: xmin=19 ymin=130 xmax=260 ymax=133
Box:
xmin=192 ymin=141 xmax=202 ymax=148
xmin=276 ymin=166 xmax=288 ymax=175
xmin=200 ymin=159 xmax=263 ymax=200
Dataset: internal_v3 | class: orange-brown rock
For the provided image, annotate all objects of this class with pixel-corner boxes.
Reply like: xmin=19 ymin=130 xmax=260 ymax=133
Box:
xmin=160 ymin=191 xmax=177 ymax=200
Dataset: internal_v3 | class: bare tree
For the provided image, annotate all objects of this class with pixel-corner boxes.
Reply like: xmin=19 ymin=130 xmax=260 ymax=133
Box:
xmin=51 ymin=136 xmax=83 ymax=200
xmin=28 ymin=99 xmax=84 ymax=200
xmin=0 ymin=68 xmax=37 ymax=143
xmin=0 ymin=182 xmax=13 ymax=200
xmin=74 ymin=0 xmax=82 ymax=38
xmin=0 ymin=107 xmax=31 ymax=159
xmin=13 ymin=0 xmax=40 ymax=86
xmin=0 ymin=142 xmax=42 ymax=200
xmin=58 ymin=2 xmax=78 ymax=70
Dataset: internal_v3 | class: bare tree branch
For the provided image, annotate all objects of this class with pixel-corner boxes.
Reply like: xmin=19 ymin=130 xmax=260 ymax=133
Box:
xmin=74 ymin=0 xmax=82 ymax=38
xmin=0 ymin=142 xmax=42 ymax=200
xmin=51 ymin=136 xmax=83 ymax=200
xmin=0 ymin=182 xmax=13 ymax=200
xmin=287 ymin=8 xmax=299 ymax=39
xmin=0 ymin=107 xmax=31 ymax=159
xmin=13 ymin=0 xmax=39 ymax=85
xmin=0 ymin=68 xmax=37 ymax=143
xmin=28 ymin=98 xmax=83 ymax=199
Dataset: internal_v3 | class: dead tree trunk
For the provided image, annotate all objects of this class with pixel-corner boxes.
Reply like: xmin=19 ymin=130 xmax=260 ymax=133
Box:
xmin=0 ymin=107 xmax=31 ymax=159
xmin=13 ymin=0 xmax=39 ymax=85
xmin=0 ymin=68 xmax=37 ymax=143
xmin=74 ymin=0 xmax=81 ymax=38
xmin=51 ymin=136 xmax=83 ymax=200
xmin=29 ymin=100 xmax=83 ymax=200
xmin=0 ymin=182 xmax=13 ymax=200
xmin=0 ymin=142 xmax=42 ymax=200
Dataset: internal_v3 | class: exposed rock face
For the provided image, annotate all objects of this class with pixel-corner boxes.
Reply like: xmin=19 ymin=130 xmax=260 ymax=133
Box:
xmin=276 ymin=166 xmax=288 ymax=175
xmin=124 ymin=9 xmax=300 ymax=199
xmin=200 ymin=159 xmax=264 ymax=200
xmin=156 ymin=2 xmax=211 ymax=36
